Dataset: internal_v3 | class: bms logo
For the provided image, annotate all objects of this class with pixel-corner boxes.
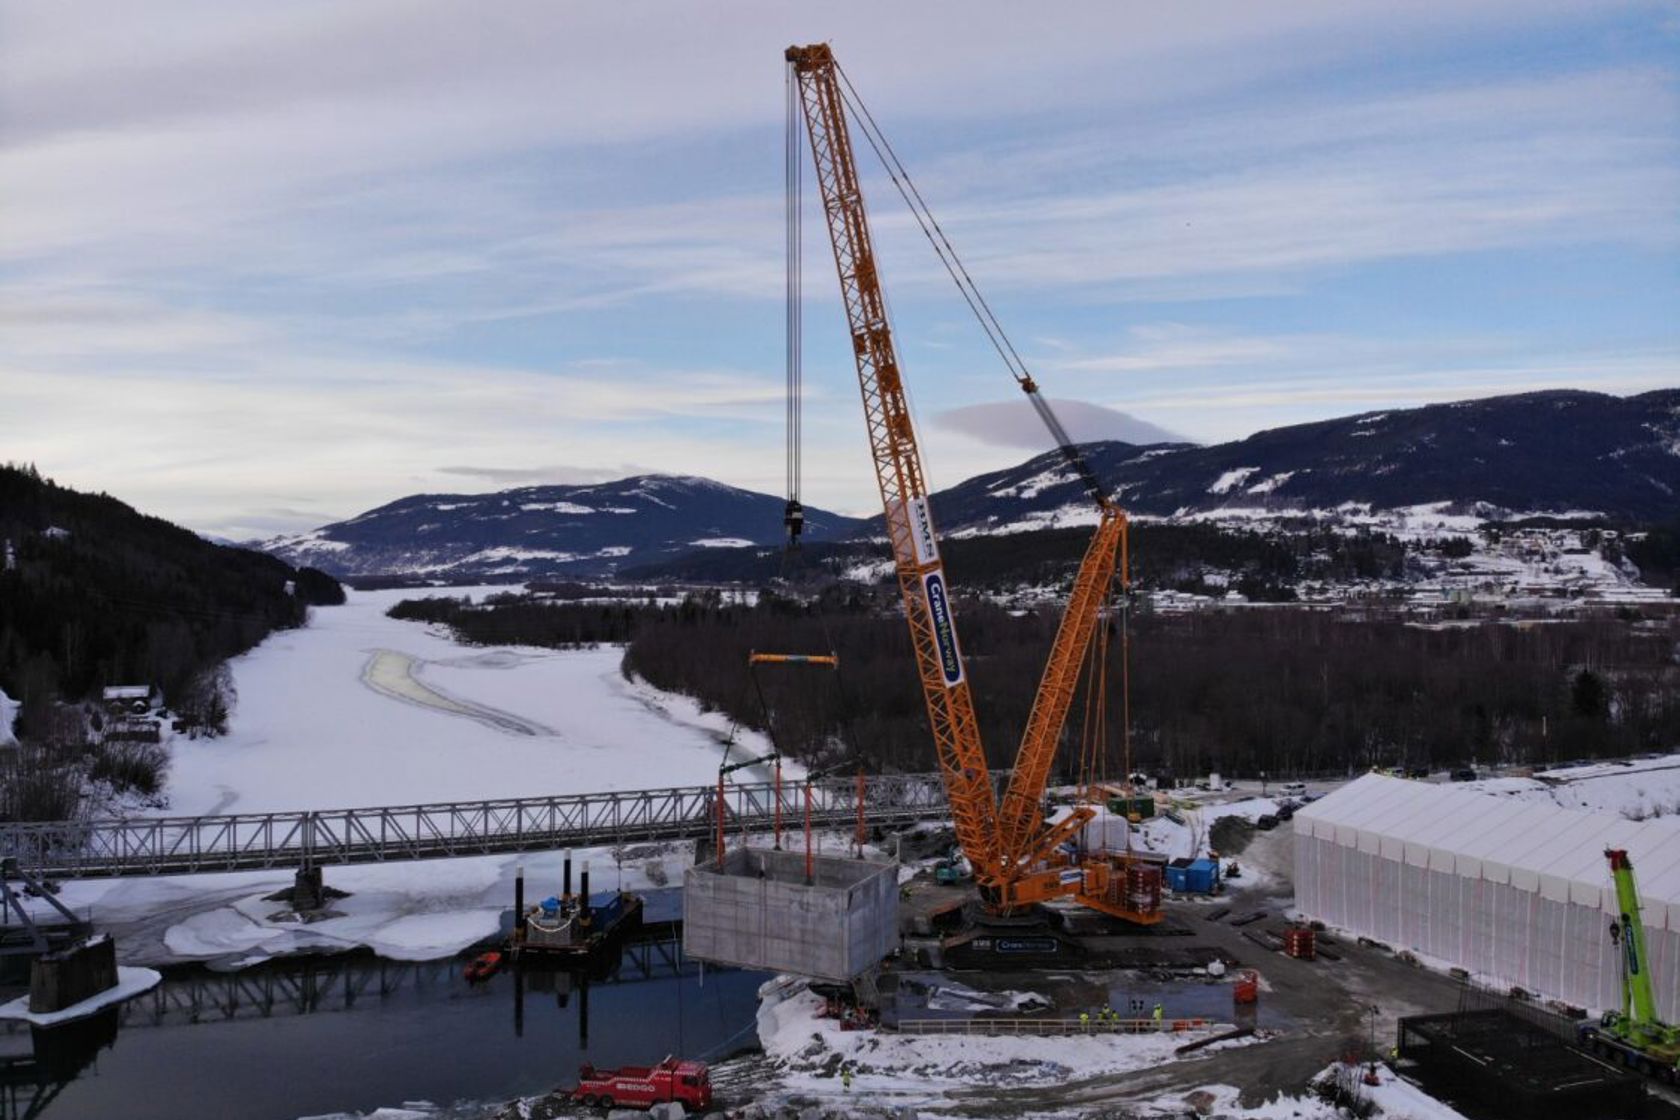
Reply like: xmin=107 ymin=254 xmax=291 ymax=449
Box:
xmin=923 ymin=571 xmax=964 ymax=686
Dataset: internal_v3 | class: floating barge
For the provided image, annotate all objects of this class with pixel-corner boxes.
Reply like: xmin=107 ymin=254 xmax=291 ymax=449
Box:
xmin=510 ymin=858 xmax=644 ymax=963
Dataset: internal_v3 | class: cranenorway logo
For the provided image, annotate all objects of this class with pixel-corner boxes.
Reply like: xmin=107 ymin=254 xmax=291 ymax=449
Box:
xmin=923 ymin=570 xmax=963 ymax=685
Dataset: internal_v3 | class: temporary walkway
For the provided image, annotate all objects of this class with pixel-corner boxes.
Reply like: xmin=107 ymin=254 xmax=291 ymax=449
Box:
xmin=0 ymin=772 xmax=968 ymax=879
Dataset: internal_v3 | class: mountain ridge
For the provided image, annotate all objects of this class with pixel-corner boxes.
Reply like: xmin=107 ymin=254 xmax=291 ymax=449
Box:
xmin=262 ymin=473 xmax=863 ymax=580
xmin=261 ymin=388 xmax=1680 ymax=579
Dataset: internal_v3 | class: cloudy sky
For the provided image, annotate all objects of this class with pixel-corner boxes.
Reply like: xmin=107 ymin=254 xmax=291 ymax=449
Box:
xmin=3 ymin=2 xmax=1676 ymax=537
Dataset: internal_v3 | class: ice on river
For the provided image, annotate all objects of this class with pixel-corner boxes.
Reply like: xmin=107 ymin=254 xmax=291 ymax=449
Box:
xmin=166 ymin=585 xmax=784 ymax=817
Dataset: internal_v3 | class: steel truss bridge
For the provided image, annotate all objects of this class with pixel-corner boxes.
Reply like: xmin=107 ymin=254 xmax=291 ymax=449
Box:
xmin=0 ymin=772 xmax=973 ymax=879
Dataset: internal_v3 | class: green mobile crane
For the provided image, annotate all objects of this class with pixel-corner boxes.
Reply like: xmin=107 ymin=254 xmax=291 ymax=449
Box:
xmin=1577 ymin=848 xmax=1680 ymax=1082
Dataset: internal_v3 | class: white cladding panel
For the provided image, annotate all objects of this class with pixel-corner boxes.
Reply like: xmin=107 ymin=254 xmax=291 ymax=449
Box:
xmin=1294 ymin=773 xmax=1680 ymax=1020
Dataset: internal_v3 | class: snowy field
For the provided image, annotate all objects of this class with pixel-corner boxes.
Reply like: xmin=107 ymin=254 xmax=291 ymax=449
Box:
xmin=1461 ymin=754 xmax=1680 ymax=819
xmin=165 ymin=585 xmax=783 ymax=816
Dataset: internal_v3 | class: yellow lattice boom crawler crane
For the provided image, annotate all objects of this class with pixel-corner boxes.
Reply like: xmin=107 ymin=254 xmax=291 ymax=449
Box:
xmin=785 ymin=43 xmax=1161 ymax=924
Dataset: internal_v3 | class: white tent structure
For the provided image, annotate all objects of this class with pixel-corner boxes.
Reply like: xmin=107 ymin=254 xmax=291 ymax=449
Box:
xmin=1294 ymin=774 xmax=1680 ymax=1020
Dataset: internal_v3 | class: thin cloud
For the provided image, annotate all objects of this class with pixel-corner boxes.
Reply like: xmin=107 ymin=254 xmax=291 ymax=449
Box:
xmin=436 ymin=464 xmax=656 ymax=485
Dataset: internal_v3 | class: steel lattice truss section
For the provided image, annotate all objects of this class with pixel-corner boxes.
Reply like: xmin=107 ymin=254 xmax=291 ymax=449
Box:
xmin=0 ymin=772 xmax=972 ymax=879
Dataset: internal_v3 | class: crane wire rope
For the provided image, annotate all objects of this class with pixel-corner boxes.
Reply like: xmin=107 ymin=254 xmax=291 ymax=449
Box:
xmin=832 ymin=63 xmax=1108 ymax=505
xmin=829 ymin=59 xmax=1142 ymax=826
xmin=784 ymin=65 xmax=803 ymax=524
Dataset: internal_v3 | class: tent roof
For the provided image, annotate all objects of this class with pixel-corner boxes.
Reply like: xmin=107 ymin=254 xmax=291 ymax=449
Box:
xmin=1296 ymin=773 xmax=1680 ymax=924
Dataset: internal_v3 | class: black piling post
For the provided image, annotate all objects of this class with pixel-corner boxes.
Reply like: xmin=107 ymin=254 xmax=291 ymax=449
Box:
xmin=514 ymin=865 xmax=525 ymax=937
xmin=579 ymin=973 xmax=590 ymax=1050
xmin=580 ymin=861 xmax=591 ymax=923
xmin=564 ymin=852 xmax=573 ymax=900
xmin=513 ymin=964 xmax=525 ymax=1038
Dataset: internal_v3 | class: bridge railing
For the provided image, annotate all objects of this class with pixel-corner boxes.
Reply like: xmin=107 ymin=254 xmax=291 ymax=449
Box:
xmin=0 ymin=771 xmax=964 ymax=879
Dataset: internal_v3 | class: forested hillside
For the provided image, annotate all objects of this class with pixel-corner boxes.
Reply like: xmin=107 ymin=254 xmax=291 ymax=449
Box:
xmin=393 ymin=590 xmax=1680 ymax=779
xmin=626 ymin=522 xmax=1409 ymax=599
xmin=0 ymin=464 xmax=340 ymax=738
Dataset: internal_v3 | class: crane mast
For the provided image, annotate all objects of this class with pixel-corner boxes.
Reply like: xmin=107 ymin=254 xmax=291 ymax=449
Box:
xmin=786 ymin=43 xmax=1002 ymax=880
xmin=786 ymin=44 xmax=1159 ymax=923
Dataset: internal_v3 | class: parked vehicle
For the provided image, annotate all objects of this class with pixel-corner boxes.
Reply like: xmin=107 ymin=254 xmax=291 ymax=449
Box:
xmin=934 ymin=855 xmax=972 ymax=885
xmin=1254 ymin=814 xmax=1280 ymax=831
xmin=1451 ymin=768 xmax=1478 ymax=782
xmin=572 ymin=1057 xmax=713 ymax=1111
xmin=1281 ymin=781 xmax=1307 ymax=797
xmin=1406 ymin=766 xmax=1430 ymax=779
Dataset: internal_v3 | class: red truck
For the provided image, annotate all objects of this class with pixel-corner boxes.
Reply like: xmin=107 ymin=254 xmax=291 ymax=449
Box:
xmin=572 ymin=1057 xmax=713 ymax=1111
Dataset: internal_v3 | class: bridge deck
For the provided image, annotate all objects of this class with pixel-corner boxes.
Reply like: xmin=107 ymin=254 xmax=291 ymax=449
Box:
xmin=0 ymin=772 xmax=972 ymax=879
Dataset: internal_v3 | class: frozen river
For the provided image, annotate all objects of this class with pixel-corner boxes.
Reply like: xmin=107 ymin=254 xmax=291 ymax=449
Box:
xmin=166 ymin=586 xmax=782 ymax=817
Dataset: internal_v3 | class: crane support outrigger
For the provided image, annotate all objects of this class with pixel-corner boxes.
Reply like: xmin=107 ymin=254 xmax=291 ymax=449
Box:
xmin=785 ymin=43 xmax=1160 ymax=924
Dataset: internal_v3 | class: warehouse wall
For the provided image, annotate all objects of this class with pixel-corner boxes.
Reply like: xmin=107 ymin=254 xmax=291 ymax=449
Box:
xmin=1296 ymin=830 xmax=1680 ymax=1021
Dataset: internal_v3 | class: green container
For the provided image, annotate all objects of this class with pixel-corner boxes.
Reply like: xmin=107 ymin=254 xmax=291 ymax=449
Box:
xmin=1106 ymin=795 xmax=1155 ymax=820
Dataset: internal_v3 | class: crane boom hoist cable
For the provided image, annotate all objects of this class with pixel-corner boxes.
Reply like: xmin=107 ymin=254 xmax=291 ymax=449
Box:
xmin=784 ymin=43 xmax=1159 ymax=923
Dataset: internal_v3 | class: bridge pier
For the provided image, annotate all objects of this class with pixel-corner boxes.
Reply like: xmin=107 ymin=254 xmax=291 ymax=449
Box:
xmin=264 ymin=865 xmax=349 ymax=917
xmin=30 ymin=934 xmax=117 ymax=1014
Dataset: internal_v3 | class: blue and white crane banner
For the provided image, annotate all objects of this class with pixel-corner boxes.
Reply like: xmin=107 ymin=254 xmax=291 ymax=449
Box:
xmin=922 ymin=569 xmax=964 ymax=686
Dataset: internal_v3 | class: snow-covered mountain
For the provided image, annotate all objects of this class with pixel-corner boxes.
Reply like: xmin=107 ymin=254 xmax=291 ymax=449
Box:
xmin=922 ymin=389 xmax=1680 ymax=535
xmin=263 ymin=389 xmax=1677 ymax=581
xmin=262 ymin=476 xmax=862 ymax=579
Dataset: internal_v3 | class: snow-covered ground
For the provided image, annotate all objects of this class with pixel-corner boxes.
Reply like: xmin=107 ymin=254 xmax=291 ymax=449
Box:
xmin=1131 ymin=1063 xmax=1470 ymax=1120
xmin=1460 ymin=754 xmax=1680 ymax=819
xmin=750 ymin=977 xmax=1237 ymax=1112
xmin=164 ymin=585 xmax=784 ymax=816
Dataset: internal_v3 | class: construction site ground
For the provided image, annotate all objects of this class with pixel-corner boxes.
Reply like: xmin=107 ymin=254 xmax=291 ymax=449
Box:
xmin=716 ymin=821 xmax=1680 ymax=1119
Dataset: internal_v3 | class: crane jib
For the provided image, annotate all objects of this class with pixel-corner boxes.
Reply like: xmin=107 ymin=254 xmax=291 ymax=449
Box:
xmin=922 ymin=571 xmax=964 ymax=686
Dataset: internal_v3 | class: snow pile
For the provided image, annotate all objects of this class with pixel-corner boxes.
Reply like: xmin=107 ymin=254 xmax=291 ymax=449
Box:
xmin=0 ymin=686 xmax=17 ymax=746
xmin=0 ymin=966 xmax=161 ymax=1026
xmin=1078 ymin=796 xmax=1280 ymax=862
xmin=757 ymin=979 xmax=1219 ymax=1104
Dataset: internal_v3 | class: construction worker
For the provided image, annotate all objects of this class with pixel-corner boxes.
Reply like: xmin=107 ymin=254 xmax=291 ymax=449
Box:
xmin=841 ymin=1065 xmax=853 ymax=1092
xmin=1152 ymin=1002 xmax=1164 ymax=1029
xmin=1079 ymin=1010 xmax=1091 ymax=1032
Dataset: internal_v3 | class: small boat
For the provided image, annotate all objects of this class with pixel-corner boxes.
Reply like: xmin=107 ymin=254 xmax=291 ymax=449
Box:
xmin=464 ymin=950 xmax=503 ymax=983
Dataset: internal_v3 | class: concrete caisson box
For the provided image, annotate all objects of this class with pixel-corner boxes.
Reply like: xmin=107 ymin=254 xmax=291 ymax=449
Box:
xmin=683 ymin=848 xmax=899 ymax=982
